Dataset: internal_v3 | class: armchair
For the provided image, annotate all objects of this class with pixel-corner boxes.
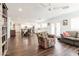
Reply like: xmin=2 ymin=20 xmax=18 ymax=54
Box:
xmin=37 ymin=32 xmax=55 ymax=49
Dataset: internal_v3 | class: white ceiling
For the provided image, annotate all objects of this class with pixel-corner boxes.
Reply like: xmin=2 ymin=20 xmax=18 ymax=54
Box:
xmin=6 ymin=3 xmax=79 ymax=24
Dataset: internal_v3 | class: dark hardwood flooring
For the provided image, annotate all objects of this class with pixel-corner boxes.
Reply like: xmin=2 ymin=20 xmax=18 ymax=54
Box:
xmin=6 ymin=32 xmax=79 ymax=56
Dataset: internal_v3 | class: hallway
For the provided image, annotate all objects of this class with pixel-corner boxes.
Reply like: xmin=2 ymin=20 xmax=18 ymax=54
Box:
xmin=6 ymin=32 xmax=78 ymax=56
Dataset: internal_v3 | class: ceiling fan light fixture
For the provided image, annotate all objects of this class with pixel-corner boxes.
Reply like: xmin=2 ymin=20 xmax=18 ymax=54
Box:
xmin=48 ymin=8 xmax=52 ymax=11
xmin=62 ymin=6 xmax=69 ymax=9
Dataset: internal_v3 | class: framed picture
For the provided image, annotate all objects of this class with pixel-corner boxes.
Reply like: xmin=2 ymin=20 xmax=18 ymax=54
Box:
xmin=48 ymin=23 xmax=50 ymax=26
xmin=63 ymin=20 xmax=68 ymax=25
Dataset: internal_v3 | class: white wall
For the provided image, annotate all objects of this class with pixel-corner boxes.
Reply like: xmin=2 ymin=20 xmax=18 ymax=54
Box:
xmin=46 ymin=11 xmax=79 ymax=34
xmin=71 ymin=17 xmax=79 ymax=31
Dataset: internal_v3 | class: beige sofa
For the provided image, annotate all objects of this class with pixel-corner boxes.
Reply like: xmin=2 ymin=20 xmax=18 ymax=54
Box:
xmin=37 ymin=32 xmax=55 ymax=49
xmin=60 ymin=31 xmax=79 ymax=47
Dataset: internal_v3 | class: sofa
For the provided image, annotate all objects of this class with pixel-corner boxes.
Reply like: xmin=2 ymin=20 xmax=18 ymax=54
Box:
xmin=60 ymin=31 xmax=79 ymax=47
xmin=36 ymin=32 xmax=55 ymax=49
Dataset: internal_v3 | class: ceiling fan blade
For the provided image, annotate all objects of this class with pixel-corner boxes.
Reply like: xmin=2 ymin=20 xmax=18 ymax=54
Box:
xmin=40 ymin=3 xmax=47 ymax=7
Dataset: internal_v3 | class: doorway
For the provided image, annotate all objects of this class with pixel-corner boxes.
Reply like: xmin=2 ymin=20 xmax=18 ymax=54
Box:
xmin=55 ymin=23 xmax=61 ymax=37
xmin=51 ymin=23 xmax=61 ymax=37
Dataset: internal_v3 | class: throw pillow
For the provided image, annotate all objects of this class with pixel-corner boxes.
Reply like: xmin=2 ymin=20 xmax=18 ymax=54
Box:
xmin=63 ymin=32 xmax=70 ymax=37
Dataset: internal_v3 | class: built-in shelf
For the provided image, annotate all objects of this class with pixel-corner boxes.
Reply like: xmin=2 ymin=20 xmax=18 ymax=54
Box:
xmin=2 ymin=40 xmax=7 ymax=46
xmin=3 ymin=49 xmax=7 ymax=56
xmin=0 ymin=12 xmax=7 ymax=18
xmin=2 ymin=33 xmax=7 ymax=37
xmin=0 ymin=3 xmax=8 ymax=56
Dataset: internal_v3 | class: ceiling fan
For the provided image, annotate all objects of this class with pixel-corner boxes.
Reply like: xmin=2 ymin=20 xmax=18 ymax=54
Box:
xmin=40 ymin=3 xmax=69 ymax=11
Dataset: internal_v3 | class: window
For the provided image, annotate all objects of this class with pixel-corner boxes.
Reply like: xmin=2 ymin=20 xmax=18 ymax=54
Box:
xmin=56 ymin=23 xmax=60 ymax=36
xmin=51 ymin=23 xmax=55 ymax=34
xmin=35 ymin=23 xmax=47 ymax=29
xmin=41 ymin=23 xmax=47 ymax=28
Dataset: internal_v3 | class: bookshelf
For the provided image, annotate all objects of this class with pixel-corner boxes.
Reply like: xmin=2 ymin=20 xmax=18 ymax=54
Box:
xmin=0 ymin=3 xmax=8 ymax=56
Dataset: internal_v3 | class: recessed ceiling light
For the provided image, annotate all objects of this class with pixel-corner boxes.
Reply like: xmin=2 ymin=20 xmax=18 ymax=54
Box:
xmin=18 ymin=8 xmax=22 ymax=12
xmin=38 ymin=18 xmax=41 ymax=20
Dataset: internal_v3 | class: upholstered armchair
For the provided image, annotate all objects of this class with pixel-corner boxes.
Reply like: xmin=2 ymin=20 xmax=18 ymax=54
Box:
xmin=37 ymin=32 xmax=55 ymax=49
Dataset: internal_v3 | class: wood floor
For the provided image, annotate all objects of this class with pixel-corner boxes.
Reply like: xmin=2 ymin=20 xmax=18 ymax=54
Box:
xmin=6 ymin=32 xmax=79 ymax=56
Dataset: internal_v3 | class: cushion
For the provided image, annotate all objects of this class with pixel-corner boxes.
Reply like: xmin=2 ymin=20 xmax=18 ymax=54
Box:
xmin=77 ymin=33 xmax=79 ymax=38
xmin=66 ymin=31 xmax=77 ymax=37
xmin=39 ymin=32 xmax=48 ymax=38
xmin=63 ymin=32 xmax=70 ymax=37
xmin=65 ymin=37 xmax=76 ymax=40
xmin=65 ymin=37 xmax=79 ymax=41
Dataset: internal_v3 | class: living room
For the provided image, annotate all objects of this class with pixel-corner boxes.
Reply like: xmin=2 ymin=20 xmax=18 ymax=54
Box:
xmin=0 ymin=3 xmax=79 ymax=56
